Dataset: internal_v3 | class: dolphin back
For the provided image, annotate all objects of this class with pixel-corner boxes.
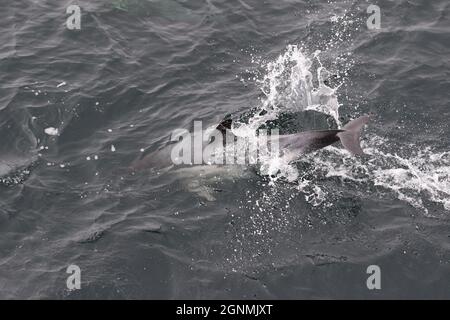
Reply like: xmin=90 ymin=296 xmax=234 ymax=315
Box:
xmin=279 ymin=115 xmax=370 ymax=158
xmin=279 ymin=130 xmax=343 ymax=155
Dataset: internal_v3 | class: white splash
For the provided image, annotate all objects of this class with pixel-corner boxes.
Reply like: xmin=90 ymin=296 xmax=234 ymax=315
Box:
xmin=233 ymin=45 xmax=341 ymax=183
xmin=233 ymin=44 xmax=449 ymax=215
xmin=234 ymin=45 xmax=340 ymax=137
xmin=44 ymin=127 xmax=59 ymax=136
xmin=298 ymin=136 xmax=450 ymax=215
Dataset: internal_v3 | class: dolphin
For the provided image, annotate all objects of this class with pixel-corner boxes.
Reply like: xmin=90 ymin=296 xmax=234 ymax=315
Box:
xmin=129 ymin=114 xmax=370 ymax=199
xmin=131 ymin=114 xmax=370 ymax=171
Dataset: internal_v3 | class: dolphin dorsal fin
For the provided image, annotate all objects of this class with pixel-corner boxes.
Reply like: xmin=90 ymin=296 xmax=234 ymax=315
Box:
xmin=216 ymin=114 xmax=233 ymax=135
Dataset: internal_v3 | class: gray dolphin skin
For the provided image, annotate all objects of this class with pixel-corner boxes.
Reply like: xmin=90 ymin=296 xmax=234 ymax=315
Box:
xmin=276 ymin=115 xmax=370 ymax=162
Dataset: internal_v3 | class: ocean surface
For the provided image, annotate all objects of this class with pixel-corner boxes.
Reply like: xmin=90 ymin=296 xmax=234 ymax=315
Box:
xmin=1 ymin=0 xmax=449 ymax=299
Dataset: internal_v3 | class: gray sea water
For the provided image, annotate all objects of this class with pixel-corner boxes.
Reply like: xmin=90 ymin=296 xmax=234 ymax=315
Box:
xmin=1 ymin=0 xmax=450 ymax=299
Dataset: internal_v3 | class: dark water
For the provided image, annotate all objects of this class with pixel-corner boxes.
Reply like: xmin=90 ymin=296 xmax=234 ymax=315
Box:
xmin=1 ymin=0 xmax=449 ymax=299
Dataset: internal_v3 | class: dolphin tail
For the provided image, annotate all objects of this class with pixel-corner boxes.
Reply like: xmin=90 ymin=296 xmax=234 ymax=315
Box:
xmin=337 ymin=115 xmax=370 ymax=155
